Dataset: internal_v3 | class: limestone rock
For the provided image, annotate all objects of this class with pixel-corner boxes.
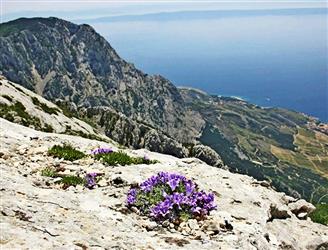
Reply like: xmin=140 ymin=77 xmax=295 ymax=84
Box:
xmin=141 ymin=220 xmax=158 ymax=231
xmin=267 ymin=204 xmax=291 ymax=221
xmin=288 ymin=199 xmax=316 ymax=218
xmin=191 ymin=144 xmax=225 ymax=168
xmin=0 ymin=118 xmax=327 ymax=250
xmin=187 ymin=219 xmax=199 ymax=231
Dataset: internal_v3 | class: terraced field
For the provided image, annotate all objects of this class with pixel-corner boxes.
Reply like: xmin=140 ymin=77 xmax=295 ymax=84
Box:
xmin=271 ymin=128 xmax=328 ymax=178
xmin=179 ymin=88 xmax=328 ymax=203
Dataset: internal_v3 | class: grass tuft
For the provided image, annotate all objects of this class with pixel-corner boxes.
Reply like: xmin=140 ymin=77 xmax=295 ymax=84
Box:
xmin=48 ymin=144 xmax=85 ymax=161
xmin=40 ymin=167 xmax=86 ymax=189
xmin=310 ymin=204 xmax=328 ymax=225
xmin=41 ymin=167 xmax=57 ymax=177
xmin=59 ymin=175 xmax=85 ymax=188
xmin=94 ymin=151 xmax=158 ymax=166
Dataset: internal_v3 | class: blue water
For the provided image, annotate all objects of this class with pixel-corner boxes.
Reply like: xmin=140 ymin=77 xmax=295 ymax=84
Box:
xmin=90 ymin=11 xmax=328 ymax=121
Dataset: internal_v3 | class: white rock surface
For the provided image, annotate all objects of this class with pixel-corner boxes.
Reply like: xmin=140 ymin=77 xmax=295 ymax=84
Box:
xmin=0 ymin=118 xmax=327 ymax=249
xmin=0 ymin=78 xmax=113 ymax=142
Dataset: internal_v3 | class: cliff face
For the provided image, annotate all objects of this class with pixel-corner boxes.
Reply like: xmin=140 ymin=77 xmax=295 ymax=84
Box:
xmin=0 ymin=118 xmax=327 ymax=249
xmin=0 ymin=17 xmax=204 ymax=144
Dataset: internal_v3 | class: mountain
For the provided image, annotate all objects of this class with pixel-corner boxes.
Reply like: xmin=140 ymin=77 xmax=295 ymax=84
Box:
xmin=1 ymin=118 xmax=327 ymax=248
xmin=0 ymin=17 xmax=203 ymax=144
xmin=79 ymin=8 xmax=327 ymax=23
xmin=0 ymin=17 xmax=327 ymax=203
xmin=0 ymin=76 xmax=223 ymax=167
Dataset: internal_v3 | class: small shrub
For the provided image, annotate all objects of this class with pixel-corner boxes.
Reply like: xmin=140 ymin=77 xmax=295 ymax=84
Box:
xmin=48 ymin=144 xmax=85 ymax=161
xmin=55 ymin=101 xmax=75 ymax=118
xmin=63 ymin=128 xmax=106 ymax=142
xmin=31 ymin=97 xmax=41 ymax=106
xmin=95 ymin=151 xmax=133 ymax=166
xmin=59 ymin=175 xmax=85 ymax=188
xmin=13 ymin=85 xmax=25 ymax=93
xmin=127 ymin=172 xmax=217 ymax=224
xmin=133 ymin=155 xmax=159 ymax=165
xmin=41 ymin=167 xmax=57 ymax=177
xmin=94 ymin=150 xmax=157 ymax=166
xmin=310 ymin=204 xmax=328 ymax=225
xmin=31 ymin=97 xmax=59 ymax=115
xmin=43 ymin=123 xmax=54 ymax=133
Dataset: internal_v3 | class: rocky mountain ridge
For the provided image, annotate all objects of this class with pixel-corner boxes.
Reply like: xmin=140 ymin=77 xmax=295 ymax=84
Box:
xmin=0 ymin=118 xmax=327 ymax=249
xmin=0 ymin=77 xmax=223 ymax=167
xmin=0 ymin=17 xmax=204 ymax=144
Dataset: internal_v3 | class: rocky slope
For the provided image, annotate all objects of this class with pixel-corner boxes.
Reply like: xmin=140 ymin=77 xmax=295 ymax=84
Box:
xmin=0 ymin=118 xmax=327 ymax=249
xmin=0 ymin=76 xmax=223 ymax=166
xmin=0 ymin=76 xmax=111 ymax=142
xmin=0 ymin=17 xmax=327 ymax=204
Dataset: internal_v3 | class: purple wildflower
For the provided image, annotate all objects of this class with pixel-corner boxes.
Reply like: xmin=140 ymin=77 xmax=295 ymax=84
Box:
xmin=91 ymin=147 xmax=113 ymax=155
xmin=85 ymin=172 xmax=98 ymax=189
xmin=127 ymin=188 xmax=138 ymax=205
xmin=168 ymin=178 xmax=179 ymax=191
xmin=185 ymin=180 xmax=195 ymax=195
xmin=126 ymin=172 xmax=217 ymax=223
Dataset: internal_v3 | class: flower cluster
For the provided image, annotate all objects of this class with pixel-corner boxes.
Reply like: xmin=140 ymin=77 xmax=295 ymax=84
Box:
xmin=85 ymin=172 xmax=98 ymax=188
xmin=127 ymin=188 xmax=138 ymax=205
xmin=151 ymin=191 xmax=216 ymax=221
xmin=126 ymin=172 xmax=217 ymax=223
xmin=91 ymin=147 xmax=113 ymax=155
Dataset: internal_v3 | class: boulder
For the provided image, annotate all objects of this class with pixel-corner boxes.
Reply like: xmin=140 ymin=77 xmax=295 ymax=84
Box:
xmin=288 ymin=199 xmax=315 ymax=219
xmin=191 ymin=144 xmax=225 ymax=168
xmin=267 ymin=204 xmax=292 ymax=221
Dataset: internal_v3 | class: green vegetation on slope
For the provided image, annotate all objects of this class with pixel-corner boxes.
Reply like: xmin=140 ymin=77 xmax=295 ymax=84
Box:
xmin=310 ymin=204 xmax=328 ymax=226
xmin=0 ymin=17 xmax=58 ymax=37
xmin=0 ymin=101 xmax=54 ymax=132
xmin=41 ymin=166 xmax=86 ymax=188
xmin=0 ymin=101 xmax=42 ymax=128
xmin=48 ymin=144 xmax=85 ymax=161
xmin=271 ymin=127 xmax=328 ymax=178
xmin=95 ymin=151 xmax=158 ymax=166
xmin=182 ymin=90 xmax=327 ymax=203
xmin=31 ymin=96 xmax=60 ymax=115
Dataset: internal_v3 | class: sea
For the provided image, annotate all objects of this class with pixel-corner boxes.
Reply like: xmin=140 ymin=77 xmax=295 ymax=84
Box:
xmin=89 ymin=9 xmax=328 ymax=121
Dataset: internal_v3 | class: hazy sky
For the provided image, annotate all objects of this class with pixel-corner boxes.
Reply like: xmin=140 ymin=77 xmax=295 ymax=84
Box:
xmin=1 ymin=0 xmax=327 ymax=22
